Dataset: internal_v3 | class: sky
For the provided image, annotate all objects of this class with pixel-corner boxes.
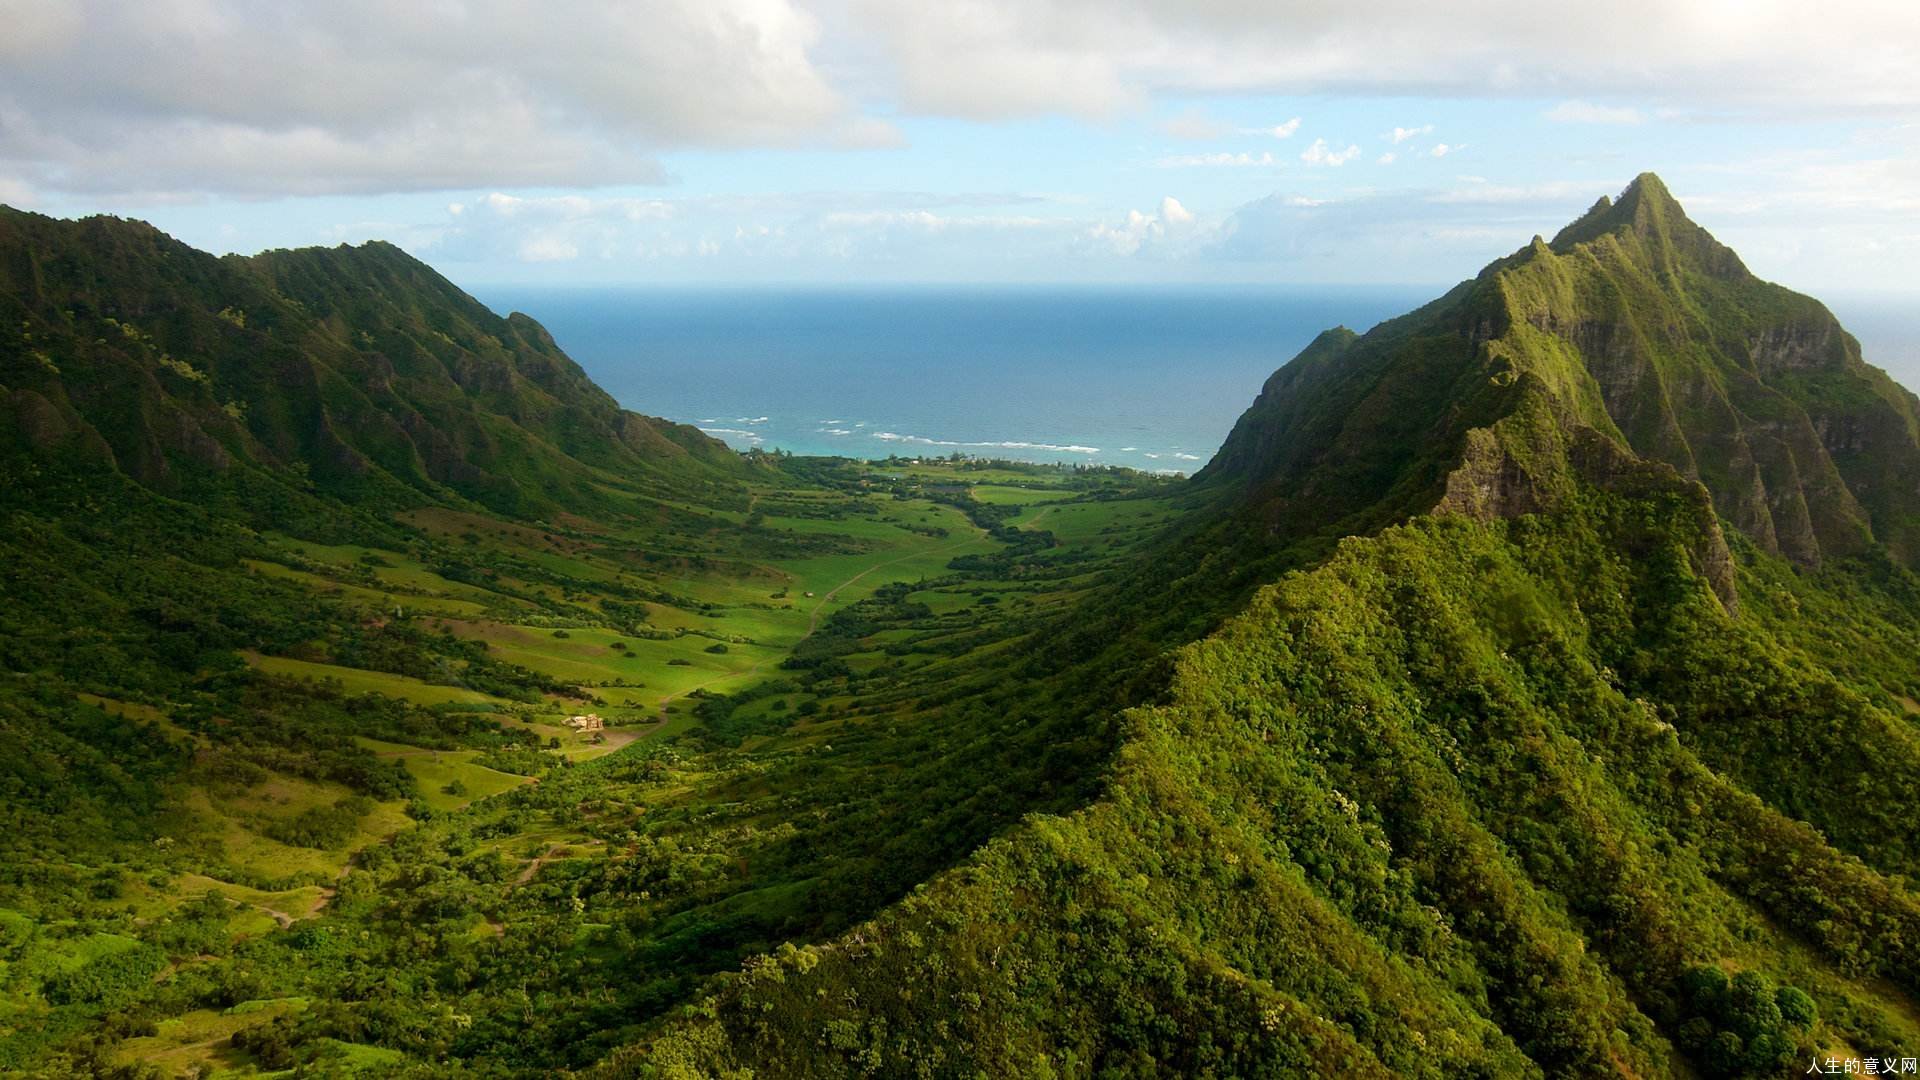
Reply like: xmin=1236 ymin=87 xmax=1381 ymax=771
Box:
xmin=2 ymin=0 xmax=1918 ymax=294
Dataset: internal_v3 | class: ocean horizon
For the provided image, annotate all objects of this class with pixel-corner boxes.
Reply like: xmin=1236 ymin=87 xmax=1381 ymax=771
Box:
xmin=475 ymin=283 xmax=1920 ymax=475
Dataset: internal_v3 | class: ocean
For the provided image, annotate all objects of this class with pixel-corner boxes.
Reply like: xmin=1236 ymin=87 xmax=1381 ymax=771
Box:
xmin=473 ymin=285 xmax=1920 ymax=476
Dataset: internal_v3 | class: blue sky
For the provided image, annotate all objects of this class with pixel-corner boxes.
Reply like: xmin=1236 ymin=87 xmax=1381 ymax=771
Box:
xmin=3 ymin=1 xmax=1917 ymax=294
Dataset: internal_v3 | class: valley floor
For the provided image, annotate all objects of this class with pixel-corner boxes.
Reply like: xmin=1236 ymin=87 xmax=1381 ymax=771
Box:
xmin=0 ymin=456 xmax=1177 ymax=1077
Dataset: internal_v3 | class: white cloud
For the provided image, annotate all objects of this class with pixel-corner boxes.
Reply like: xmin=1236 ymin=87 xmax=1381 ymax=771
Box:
xmin=1430 ymin=143 xmax=1458 ymax=157
xmin=1155 ymin=151 xmax=1276 ymax=168
xmin=518 ymin=234 xmax=581 ymax=262
xmin=0 ymin=0 xmax=888 ymax=198
xmin=1090 ymin=209 xmax=1158 ymax=255
xmin=820 ymin=209 xmax=1055 ymax=230
xmin=1377 ymin=152 xmax=1397 ymax=165
xmin=1686 ymin=148 xmax=1920 ymax=218
xmin=1160 ymin=107 xmax=1231 ymax=139
xmin=1390 ymin=125 xmax=1434 ymax=144
xmin=428 ymin=162 xmax=1918 ymax=293
xmin=418 ymin=187 xmax=1102 ymax=271
xmin=1088 ymin=195 xmax=1201 ymax=255
xmin=1204 ymin=185 xmax=1601 ymax=280
xmin=1545 ymin=100 xmax=1645 ymax=124
xmin=840 ymin=1 xmax=1920 ymax=119
xmin=844 ymin=1 xmax=1134 ymax=119
xmin=1301 ymin=138 xmax=1361 ymax=166
xmin=5 ymin=0 xmax=1919 ymax=209
xmin=1427 ymin=180 xmax=1599 ymax=205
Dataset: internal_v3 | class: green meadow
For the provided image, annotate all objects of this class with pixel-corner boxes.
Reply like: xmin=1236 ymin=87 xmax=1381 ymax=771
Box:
xmin=244 ymin=653 xmax=509 ymax=707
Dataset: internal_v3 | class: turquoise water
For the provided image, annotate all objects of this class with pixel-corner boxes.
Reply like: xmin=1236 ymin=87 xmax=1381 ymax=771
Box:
xmin=475 ymin=284 xmax=1431 ymax=474
xmin=474 ymin=285 xmax=1920 ymax=475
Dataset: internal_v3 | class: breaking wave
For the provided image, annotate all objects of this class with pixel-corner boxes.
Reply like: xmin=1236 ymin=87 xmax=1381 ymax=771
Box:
xmin=872 ymin=431 xmax=1101 ymax=455
xmin=698 ymin=427 xmax=765 ymax=443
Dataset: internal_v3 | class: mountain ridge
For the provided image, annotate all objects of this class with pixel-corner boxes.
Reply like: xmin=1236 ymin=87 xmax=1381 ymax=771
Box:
xmin=628 ymin=175 xmax=1920 ymax=1079
xmin=1199 ymin=173 xmax=1920 ymax=579
xmin=0 ymin=206 xmax=745 ymax=523
xmin=2 ymin=185 xmax=1919 ymax=1077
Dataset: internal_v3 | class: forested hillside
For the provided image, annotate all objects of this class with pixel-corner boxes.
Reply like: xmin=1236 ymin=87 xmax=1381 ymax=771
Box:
xmin=632 ymin=177 xmax=1920 ymax=1078
xmin=1 ymin=180 xmax=1917 ymax=1078
xmin=0 ymin=209 xmax=1177 ymax=1076
xmin=0 ymin=208 xmax=743 ymax=522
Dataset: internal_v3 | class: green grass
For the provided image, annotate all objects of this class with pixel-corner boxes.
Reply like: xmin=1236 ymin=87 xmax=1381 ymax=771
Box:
xmin=309 ymin=1039 xmax=409 ymax=1070
xmin=434 ymin=619 xmax=784 ymax=697
xmin=1010 ymin=496 xmax=1173 ymax=548
xmin=354 ymin=738 xmax=534 ymax=810
xmin=967 ymin=484 xmax=1077 ymax=506
xmin=171 ymin=874 xmax=329 ymax=926
xmin=180 ymin=779 xmax=411 ymax=883
xmin=243 ymin=559 xmax=490 ymax=616
xmin=244 ymin=652 xmax=509 ymax=706
xmin=775 ymin=533 xmax=993 ymax=605
xmin=39 ymin=929 xmax=144 ymax=973
xmin=115 ymin=1001 xmax=305 ymax=1076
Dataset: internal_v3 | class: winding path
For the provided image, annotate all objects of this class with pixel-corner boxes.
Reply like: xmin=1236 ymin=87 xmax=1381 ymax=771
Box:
xmin=515 ymin=844 xmax=569 ymax=886
xmin=513 ymin=840 xmax=603 ymax=887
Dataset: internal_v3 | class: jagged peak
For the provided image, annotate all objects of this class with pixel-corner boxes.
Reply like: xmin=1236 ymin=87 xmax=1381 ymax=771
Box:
xmin=1545 ymin=172 xmax=1748 ymax=280
xmin=1611 ymin=172 xmax=1695 ymax=238
xmin=1200 ymin=169 xmax=1919 ymax=570
xmin=1550 ymin=173 xmax=1673 ymax=248
xmin=1617 ymin=170 xmax=1677 ymax=210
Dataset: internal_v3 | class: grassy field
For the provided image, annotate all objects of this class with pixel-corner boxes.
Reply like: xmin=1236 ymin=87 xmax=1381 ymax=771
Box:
xmin=355 ymin=738 xmax=534 ymax=811
xmin=243 ymin=652 xmax=509 ymax=707
xmin=243 ymin=559 xmax=491 ymax=617
xmin=966 ymin=484 xmax=1078 ymax=506
xmin=179 ymin=779 xmax=413 ymax=885
xmin=239 ymin=461 xmax=1167 ymax=751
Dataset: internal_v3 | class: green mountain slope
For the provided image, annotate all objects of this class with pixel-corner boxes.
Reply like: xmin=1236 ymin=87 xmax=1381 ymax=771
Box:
xmin=633 ymin=176 xmax=1920 ymax=1078
xmin=0 ymin=207 xmax=742 ymax=521
xmin=1198 ymin=174 xmax=1920 ymax=570
xmin=3 ymin=181 xmax=1918 ymax=1078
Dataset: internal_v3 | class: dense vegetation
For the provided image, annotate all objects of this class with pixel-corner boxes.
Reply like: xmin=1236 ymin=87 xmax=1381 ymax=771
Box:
xmin=638 ymin=489 xmax=1920 ymax=1078
xmin=2 ymin=178 xmax=1918 ymax=1077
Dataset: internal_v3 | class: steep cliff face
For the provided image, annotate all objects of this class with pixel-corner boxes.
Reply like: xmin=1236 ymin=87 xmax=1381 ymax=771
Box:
xmin=0 ymin=207 xmax=744 ymax=518
xmin=1199 ymin=173 xmax=1920 ymax=573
